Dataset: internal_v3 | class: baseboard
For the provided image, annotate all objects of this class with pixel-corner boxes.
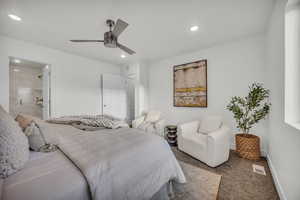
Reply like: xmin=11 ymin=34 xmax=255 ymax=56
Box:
xmin=266 ymin=155 xmax=287 ymax=200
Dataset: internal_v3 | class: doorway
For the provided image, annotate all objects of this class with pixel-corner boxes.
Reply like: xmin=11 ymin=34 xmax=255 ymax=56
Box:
xmin=9 ymin=57 xmax=51 ymax=119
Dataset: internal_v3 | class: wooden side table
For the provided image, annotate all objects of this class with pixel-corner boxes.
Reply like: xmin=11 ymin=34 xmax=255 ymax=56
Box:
xmin=165 ymin=125 xmax=178 ymax=146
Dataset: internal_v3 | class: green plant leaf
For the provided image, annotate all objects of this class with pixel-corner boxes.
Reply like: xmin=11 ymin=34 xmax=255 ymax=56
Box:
xmin=227 ymin=83 xmax=271 ymax=133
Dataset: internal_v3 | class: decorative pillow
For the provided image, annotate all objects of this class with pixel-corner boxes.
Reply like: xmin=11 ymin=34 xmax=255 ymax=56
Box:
xmin=15 ymin=114 xmax=34 ymax=131
xmin=137 ymin=121 xmax=155 ymax=133
xmin=198 ymin=116 xmax=223 ymax=134
xmin=0 ymin=105 xmax=29 ymax=178
xmin=24 ymin=122 xmax=46 ymax=151
xmin=145 ymin=111 xmax=161 ymax=123
xmin=24 ymin=121 xmax=58 ymax=152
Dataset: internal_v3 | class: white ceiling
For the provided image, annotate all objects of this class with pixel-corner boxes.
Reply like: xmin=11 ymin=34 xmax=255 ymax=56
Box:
xmin=0 ymin=0 xmax=275 ymax=65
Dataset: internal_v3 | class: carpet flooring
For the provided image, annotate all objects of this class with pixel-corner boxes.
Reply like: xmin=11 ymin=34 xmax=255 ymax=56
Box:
xmin=172 ymin=148 xmax=279 ymax=200
xmin=173 ymin=161 xmax=221 ymax=200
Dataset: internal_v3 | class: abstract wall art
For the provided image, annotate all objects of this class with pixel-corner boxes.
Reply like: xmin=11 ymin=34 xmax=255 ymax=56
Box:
xmin=174 ymin=59 xmax=207 ymax=107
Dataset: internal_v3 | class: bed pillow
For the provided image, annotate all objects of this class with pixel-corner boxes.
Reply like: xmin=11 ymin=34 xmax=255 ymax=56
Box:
xmin=198 ymin=116 xmax=223 ymax=135
xmin=145 ymin=111 xmax=161 ymax=123
xmin=0 ymin=105 xmax=29 ymax=178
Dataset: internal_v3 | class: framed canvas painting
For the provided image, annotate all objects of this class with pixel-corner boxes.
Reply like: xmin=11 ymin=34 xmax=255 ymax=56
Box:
xmin=173 ymin=59 xmax=207 ymax=107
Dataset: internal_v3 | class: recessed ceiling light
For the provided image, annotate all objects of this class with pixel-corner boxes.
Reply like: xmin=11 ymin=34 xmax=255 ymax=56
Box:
xmin=8 ymin=14 xmax=22 ymax=21
xmin=190 ymin=25 xmax=199 ymax=32
xmin=14 ymin=59 xmax=21 ymax=63
xmin=13 ymin=69 xmax=20 ymax=72
xmin=121 ymin=54 xmax=126 ymax=58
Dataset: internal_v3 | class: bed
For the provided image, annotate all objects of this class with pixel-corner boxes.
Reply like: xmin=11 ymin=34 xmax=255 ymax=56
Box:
xmin=1 ymin=151 xmax=90 ymax=200
xmin=1 ymin=122 xmax=186 ymax=200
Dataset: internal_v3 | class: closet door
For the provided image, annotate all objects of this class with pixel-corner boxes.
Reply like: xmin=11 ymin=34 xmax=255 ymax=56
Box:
xmin=101 ymin=74 xmax=127 ymax=120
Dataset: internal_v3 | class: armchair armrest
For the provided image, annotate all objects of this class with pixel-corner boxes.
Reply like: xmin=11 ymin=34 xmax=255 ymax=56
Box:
xmin=132 ymin=116 xmax=145 ymax=128
xmin=207 ymin=125 xmax=230 ymax=141
xmin=178 ymin=121 xmax=199 ymax=137
xmin=206 ymin=125 xmax=230 ymax=167
xmin=154 ymin=119 xmax=165 ymax=137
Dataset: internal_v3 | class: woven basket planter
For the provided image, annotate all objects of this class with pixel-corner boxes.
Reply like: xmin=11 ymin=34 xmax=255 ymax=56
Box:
xmin=235 ymin=134 xmax=261 ymax=160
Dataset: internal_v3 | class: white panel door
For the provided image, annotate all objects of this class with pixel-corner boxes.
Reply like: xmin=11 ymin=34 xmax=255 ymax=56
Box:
xmin=101 ymin=74 xmax=127 ymax=120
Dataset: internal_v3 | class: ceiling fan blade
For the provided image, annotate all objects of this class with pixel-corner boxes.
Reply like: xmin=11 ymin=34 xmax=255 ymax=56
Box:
xmin=112 ymin=19 xmax=128 ymax=37
xmin=70 ymin=40 xmax=104 ymax=42
xmin=117 ymin=43 xmax=135 ymax=55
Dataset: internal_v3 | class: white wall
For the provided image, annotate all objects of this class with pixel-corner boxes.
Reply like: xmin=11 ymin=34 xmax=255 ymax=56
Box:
xmin=285 ymin=1 xmax=300 ymax=127
xmin=137 ymin=63 xmax=149 ymax=116
xmin=148 ymin=35 xmax=268 ymax=152
xmin=123 ymin=62 xmax=149 ymax=118
xmin=0 ymin=35 xmax=121 ymax=117
xmin=266 ymin=0 xmax=300 ymax=199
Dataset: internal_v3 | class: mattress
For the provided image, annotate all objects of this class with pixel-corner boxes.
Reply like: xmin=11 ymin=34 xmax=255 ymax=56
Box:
xmin=1 ymin=150 xmax=90 ymax=200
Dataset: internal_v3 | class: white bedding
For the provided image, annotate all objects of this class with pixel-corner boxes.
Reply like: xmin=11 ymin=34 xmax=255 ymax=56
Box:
xmin=1 ymin=151 xmax=90 ymax=200
xmin=53 ymin=126 xmax=186 ymax=200
xmin=1 ymin=122 xmax=186 ymax=200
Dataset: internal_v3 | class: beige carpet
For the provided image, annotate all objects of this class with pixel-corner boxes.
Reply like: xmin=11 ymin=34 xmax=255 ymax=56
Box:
xmin=173 ymin=148 xmax=279 ymax=200
xmin=173 ymin=161 xmax=221 ymax=200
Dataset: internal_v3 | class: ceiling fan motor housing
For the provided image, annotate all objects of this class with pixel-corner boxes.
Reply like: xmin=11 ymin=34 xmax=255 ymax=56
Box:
xmin=104 ymin=31 xmax=117 ymax=48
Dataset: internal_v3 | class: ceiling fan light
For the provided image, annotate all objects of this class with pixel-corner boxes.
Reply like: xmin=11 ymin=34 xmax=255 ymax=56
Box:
xmin=190 ymin=25 xmax=199 ymax=32
xmin=14 ymin=59 xmax=21 ymax=63
xmin=8 ymin=14 xmax=22 ymax=21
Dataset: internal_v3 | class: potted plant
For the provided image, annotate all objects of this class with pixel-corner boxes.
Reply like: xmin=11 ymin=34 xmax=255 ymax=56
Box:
xmin=227 ymin=83 xmax=271 ymax=160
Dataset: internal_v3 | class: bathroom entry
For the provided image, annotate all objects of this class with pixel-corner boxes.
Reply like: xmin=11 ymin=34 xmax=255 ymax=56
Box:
xmin=9 ymin=57 xmax=51 ymax=119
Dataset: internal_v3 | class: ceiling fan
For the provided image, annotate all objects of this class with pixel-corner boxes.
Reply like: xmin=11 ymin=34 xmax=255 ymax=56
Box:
xmin=70 ymin=19 xmax=135 ymax=55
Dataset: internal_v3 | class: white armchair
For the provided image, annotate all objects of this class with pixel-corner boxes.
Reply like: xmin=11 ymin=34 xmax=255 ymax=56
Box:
xmin=132 ymin=111 xmax=165 ymax=137
xmin=178 ymin=116 xmax=230 ymax=167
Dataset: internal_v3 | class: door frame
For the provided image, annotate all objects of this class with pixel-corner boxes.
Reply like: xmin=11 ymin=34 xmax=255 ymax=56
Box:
xmin=8 ymin=56 xmax=52 ymax=119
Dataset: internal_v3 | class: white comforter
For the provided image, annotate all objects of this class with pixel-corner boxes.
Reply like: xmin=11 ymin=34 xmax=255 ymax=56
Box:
xmin=39 ymin=123 xmax=186 ymax=200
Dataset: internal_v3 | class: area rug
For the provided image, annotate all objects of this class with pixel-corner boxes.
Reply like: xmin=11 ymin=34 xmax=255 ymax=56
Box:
xmin=173 ymin=161 xmax=221 ymax=200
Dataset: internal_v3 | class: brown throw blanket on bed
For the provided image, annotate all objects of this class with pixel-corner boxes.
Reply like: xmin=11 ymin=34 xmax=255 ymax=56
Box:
xmin=47 ymin=115 xmax=129 ymax=129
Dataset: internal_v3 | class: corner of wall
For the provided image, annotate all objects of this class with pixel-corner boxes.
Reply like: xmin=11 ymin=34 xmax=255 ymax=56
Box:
xmin=267 ymin=155 xmax=288 ymax=200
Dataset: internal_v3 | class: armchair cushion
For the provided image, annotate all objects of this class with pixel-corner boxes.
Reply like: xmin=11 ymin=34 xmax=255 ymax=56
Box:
xmin=181 ymin=131 xmax=207 ymax=149
xmin=145 ymin=111 xmax=161 ymax=122
xmin=153 ymin=119 xmax=165 ymax=137
xmin=132 ymin=116 xmax=145 ymax=128
xmin=198 ymin=116 xmax=222 ymax=134
xmin=178 ymin=121 xmax=199 ymax=136
xmin=138 ymin=121 xmax=153 ymax=131
xmin=132 ymin=111 xmax=165 ymax=137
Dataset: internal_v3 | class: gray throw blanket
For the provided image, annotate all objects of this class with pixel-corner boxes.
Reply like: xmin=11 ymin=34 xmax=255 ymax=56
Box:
xmin=47 ymin=115 xmax=129 ymax=129
xmin=37 ymin=121 xmax=186 ymax=200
